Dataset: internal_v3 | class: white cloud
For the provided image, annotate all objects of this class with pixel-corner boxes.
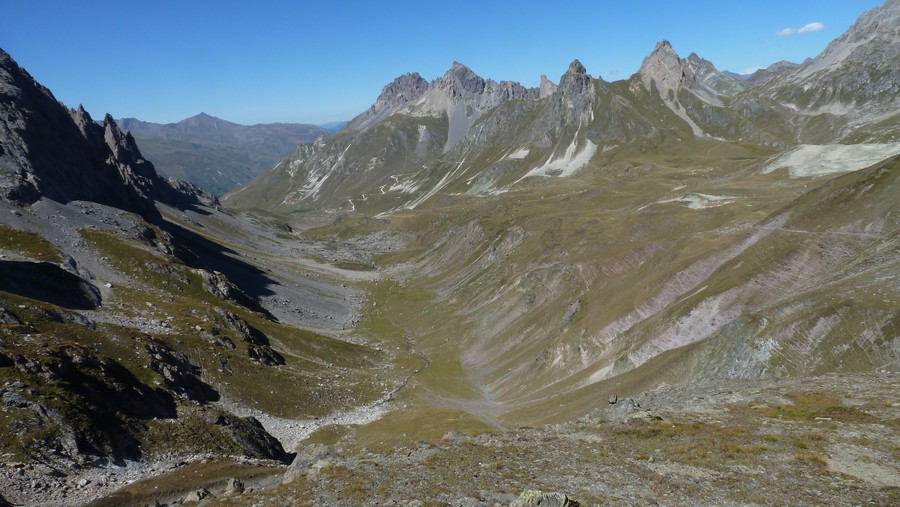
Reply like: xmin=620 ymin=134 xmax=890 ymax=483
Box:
xmin=740 ymin=66 xmax=763 ymax=75
xmin=776 ymin=22 xmax=824 ymax=37
xmin=799 ymin=22 xmax=825 ymax=33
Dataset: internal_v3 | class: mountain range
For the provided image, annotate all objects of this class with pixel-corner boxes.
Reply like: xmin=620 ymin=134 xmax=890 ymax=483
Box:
xmin=225 ymin=0 xmax=900 ymax=214
xmin=117 ymin=114 xmax=331 ymax=196
xmin=0 ymin=1 xmax=898 ymax=505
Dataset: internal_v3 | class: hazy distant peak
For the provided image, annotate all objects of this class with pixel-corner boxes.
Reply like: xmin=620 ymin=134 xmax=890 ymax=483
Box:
xmin=745 ymin=60 xmax=800 ymax=85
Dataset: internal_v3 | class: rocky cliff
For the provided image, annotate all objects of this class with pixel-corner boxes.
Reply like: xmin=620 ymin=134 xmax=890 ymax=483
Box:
xmin=0 ymin=48 xmax=210 ymax=220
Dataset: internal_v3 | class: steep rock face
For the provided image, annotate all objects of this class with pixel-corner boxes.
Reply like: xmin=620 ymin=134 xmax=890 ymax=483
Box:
xmin=764 ymin=0 xmax=900 ymax=110
xmin=0 ymin=48 xmax=208 ymax=219
xmin=636 ymin=40 xmax=714 ymax=137
xmin=634 ymin=41 xmax=793 ymax=143
xmin=638 ymin=40 xmax=684 ymax=98
xmin=540 ymin=75 xmax=558 ymax=98
xmin=554 ymin=59 xmax=595 ymax=128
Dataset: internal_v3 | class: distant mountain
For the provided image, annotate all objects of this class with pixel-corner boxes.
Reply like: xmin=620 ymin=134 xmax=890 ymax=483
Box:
xmin=742 ymin=61 xmax=800 ymax=85
xmin=224 ymin=46 xmax=792 ymax=212
xmin=117 ymin=113 xmax=330 ymax=196
xmin=318 ymin=120 xmax=348 ymax=132
xmin=722 ymin=70 xmax=748 ymax=80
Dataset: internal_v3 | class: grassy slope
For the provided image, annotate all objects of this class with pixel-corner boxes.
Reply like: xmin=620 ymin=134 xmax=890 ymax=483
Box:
xmin=299 ymin=150 xmax=898 ymax=446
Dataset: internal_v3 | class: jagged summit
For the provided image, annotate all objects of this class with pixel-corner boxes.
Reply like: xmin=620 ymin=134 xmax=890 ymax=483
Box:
xmin=386 ymin=72 xmax=429 ymax=95
xmin=638 ymin=39 xmax=683 ymax=92
xmin=346 ymin=72 xmax=429 ymax=131
xmin=434 ymin=61 xmax=488 ymax=97
xmin=636 ymin=38 xmax=748 ymax=136
xmin=566 ymin=59 xmax=587 ymax=75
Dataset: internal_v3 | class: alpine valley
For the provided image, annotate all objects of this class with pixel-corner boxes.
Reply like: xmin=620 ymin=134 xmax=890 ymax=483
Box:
xmin=1 ymin=2 xmax=898 ymax=506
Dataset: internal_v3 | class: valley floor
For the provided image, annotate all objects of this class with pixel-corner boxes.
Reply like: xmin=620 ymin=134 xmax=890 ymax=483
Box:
xmin=203 ymin=373 xmax=900 ymax=506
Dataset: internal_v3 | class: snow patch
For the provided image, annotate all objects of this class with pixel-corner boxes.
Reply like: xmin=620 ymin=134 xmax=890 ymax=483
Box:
xmin=520 ymin=138 xmax=597 ymax=180
xmin=642 ymin=193 xmax=738 ymax=210
xmin=388 ymin=177 xmax=421 ymax=194
xmin=404 ymin=157 xmax=468 ymax=210
xmin=505 ymin=148 xmax=530 ymax=160
xmin=764 ymin=143 xmax=900 ymax=177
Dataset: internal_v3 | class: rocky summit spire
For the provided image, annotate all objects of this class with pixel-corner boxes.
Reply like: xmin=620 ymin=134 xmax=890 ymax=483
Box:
xmin=638 ymin=40 xmax=683 ymax=91
xmin=559 ymin=59 xmax=592 ymax=96
xmin=567 ymin=59 xmax=587 ymax=75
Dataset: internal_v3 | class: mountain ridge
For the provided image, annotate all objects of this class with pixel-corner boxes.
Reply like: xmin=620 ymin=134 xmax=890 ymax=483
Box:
xmin=117 ymin=113 xmax=330 ymax=196
xmin=0 ymin=48 xmax=210 ymax=220
xmin=227 ymin=0 xmax=900 ymax=215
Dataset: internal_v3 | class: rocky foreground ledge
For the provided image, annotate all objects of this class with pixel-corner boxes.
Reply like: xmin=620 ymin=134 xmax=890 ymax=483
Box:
xmin=14 ymin=372 xmax=891 ymax=506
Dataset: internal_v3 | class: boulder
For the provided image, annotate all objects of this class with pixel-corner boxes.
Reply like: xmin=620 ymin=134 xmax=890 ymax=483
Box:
xmin=511 ymin=490 xmax=580 ymax=507
xmin=223 ymin=477 xmax=245 ymax=496
xmin=182 ymin=488 xmax=211 ymax=503
xmin=283 ymin=443 xmax=335 ymax=484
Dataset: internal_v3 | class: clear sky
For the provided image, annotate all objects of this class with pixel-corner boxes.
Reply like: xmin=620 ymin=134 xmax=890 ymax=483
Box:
xmin=1 ymin=0 xmax=883 ymax=126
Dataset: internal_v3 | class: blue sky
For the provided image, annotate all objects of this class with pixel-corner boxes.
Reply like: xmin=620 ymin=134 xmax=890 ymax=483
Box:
xmin=1 ymin=1 xmax=882 ymax=125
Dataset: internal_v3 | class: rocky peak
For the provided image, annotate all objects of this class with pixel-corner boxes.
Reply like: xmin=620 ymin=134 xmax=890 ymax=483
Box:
xmin=566 ymin=59 xmax=587 ymax=75
xmin=638 ymin=40 xmax=684 ymax=94
xmin=558 ymin=58 xmax=593 ymax=99
xmin=377 ymin=73 xmax=429 ymax=106
xmin=437 ymin=62 xmax=487 ymax=97
xmin=345 ymin=72 xmax=429 ymax=131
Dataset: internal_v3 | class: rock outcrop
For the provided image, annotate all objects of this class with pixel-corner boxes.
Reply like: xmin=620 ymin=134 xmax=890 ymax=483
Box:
xmin=539 ymin=74 xmax=558 ymax=98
